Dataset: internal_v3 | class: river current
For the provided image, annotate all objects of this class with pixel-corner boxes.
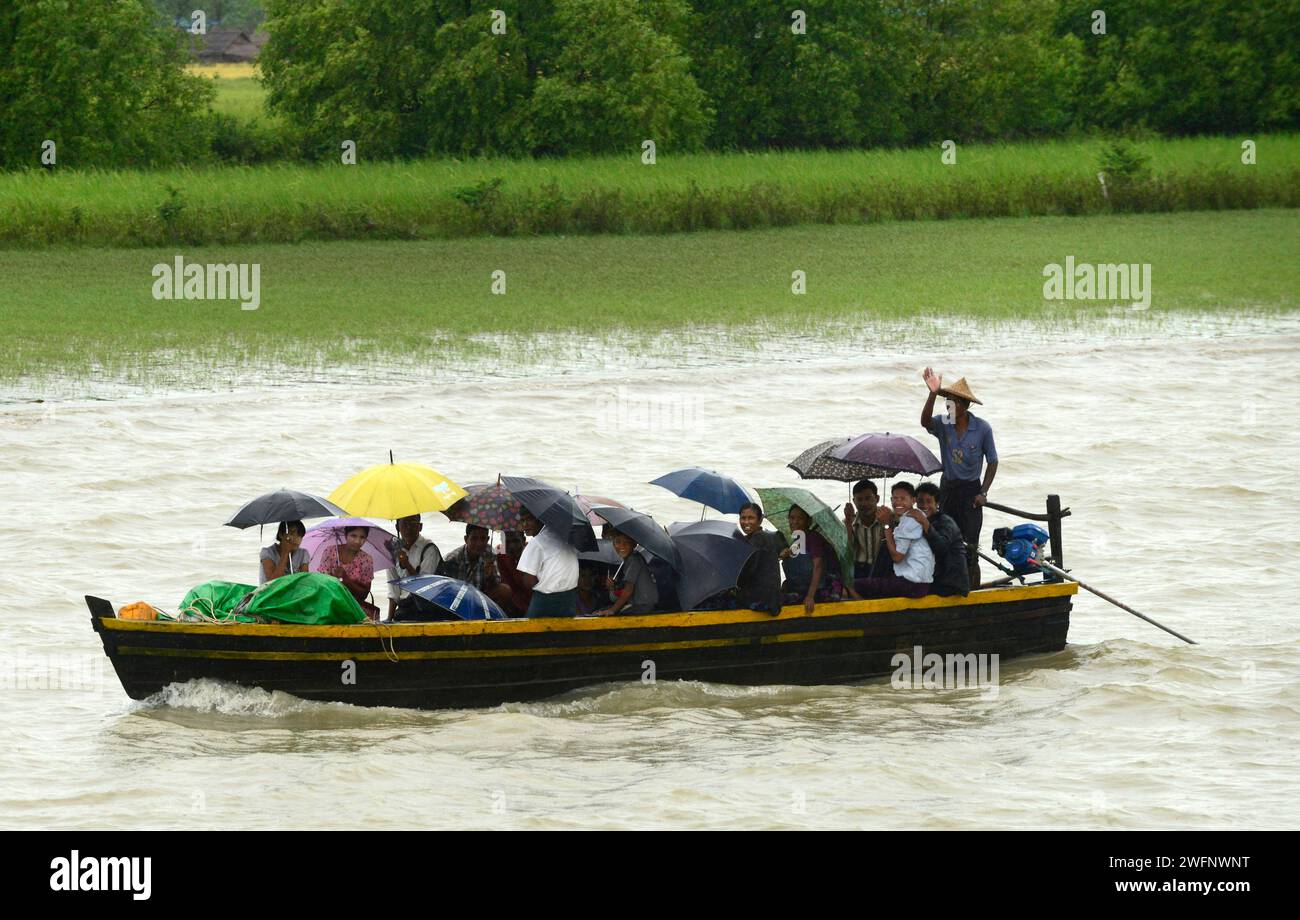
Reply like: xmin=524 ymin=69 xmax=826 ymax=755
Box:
xmin=2 ymin=311 xmax=1297 ymax=829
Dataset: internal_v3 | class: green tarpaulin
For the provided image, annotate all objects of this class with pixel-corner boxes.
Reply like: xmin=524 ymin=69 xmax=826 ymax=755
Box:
xmin=239 ymin=572 xmax=365 ymax=625
xmin=171 ymin=573 xmax=365 ymax=625
xmin=169 ymin=580 xmax=259 ymax=622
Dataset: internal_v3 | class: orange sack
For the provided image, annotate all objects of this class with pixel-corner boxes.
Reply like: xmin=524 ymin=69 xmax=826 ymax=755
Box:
xmin=117 ymin=601 xmax=158 ymax=621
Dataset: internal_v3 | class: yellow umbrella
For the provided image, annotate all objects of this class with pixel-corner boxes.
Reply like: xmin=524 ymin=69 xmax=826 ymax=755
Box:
xmin=328 ymin=453 xmax=467 ymax=520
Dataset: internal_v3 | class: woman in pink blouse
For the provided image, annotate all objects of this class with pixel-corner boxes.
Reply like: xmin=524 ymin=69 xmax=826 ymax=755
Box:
xmin=317 ymin=525 xmax=378 ymax=620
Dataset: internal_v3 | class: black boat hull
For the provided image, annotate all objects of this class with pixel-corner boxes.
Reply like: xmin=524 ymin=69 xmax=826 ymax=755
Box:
xmin=90 ymin=583 xmax=1075 ymax=710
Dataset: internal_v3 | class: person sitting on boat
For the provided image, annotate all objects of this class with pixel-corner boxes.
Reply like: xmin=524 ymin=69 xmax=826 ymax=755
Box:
xmin=595 ymin=531 xmax=659 ymax=616
xmin=646 ymin=554 xmax=682 ymax=612
xmin=318 ymin=525 xmax=378 ymax=620
xmin=844 ymin=479 xmax=886 ymax=579
xmin=575 ymin=562 xmax=607 ymax=616
xmin=386 ymin=514 xmax=443 ymax=620
xmin=260 ymin=520 xmax=309 ymax=585
xmin=516 ymin=510 xmax=579 ymax=618
xmin=781 ymin=504 xmax=842 ymax=613
xmin=914 ymin=482 xmax=971 ymax=597
xmin=922 ymin=368 xmax=997 ymax=587
xmin=848 ymin=482 xmax=934 ymax=600
xmin=735 ymin=502 xmax=788 ymax=615
xmin=441 ymin=524 xmax=500 ymax=590
xmin=496 ymin=530 xmax=532 ymax=616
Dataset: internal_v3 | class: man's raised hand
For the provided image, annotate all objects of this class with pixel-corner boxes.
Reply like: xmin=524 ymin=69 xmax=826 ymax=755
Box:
xmin=923 ymin=367 xmax=942 ymax=393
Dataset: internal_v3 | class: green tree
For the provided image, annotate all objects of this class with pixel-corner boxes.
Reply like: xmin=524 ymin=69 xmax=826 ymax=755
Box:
xmin=0 ymin=0 xmax=214 ymax=169
xmin=1055 ymin=0 xmax=1299 ymax=134
xmin=682 ymin=1 xmax=911 ymax=149
xmin=524 ymin=0 xmax=709 ymax=155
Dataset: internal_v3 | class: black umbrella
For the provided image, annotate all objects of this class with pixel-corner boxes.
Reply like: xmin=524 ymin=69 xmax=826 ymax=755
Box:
xmin=578 ymin=539 xmax=623 ymax=567
xmin=224 ymin=489 xmax=348 ymax=529
xmin=787 ymin=438 xmax=893 ymax=482
xmin=668 ymin=520 xmax=756 ymax=610
xmin=499 ymin=476 xmax=597 ymax=552
xmin=588 ymin=505 xmax=681 ymax=570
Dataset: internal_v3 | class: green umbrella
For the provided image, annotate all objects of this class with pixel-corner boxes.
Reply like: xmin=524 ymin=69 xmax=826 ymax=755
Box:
xmin=754 ymin=486 xmax=853 ymax=585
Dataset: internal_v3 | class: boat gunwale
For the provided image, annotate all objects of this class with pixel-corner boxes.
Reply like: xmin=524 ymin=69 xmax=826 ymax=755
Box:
xmin=94 ymin=581 xmax=1078 ymax=639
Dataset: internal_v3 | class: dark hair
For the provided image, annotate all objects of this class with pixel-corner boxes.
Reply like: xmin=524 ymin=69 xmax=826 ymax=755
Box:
xmin=916 ymin=482 xmax=940 ymax=499
xmin=787 ymin=503 xmax=819 ymax=533
xmin=276 ymin=520 xmax=306 ymax=540
xmin=738 ymin=502 xmax=764 ymax=518
xmin=891 ymin=481 xmax=917 ymax=497
xmin=465 ymin=523 xmax=488 ymax=537
xmin=852 ymin=478 xmax=878 ymax=496
xmin=344 ymin=525 xmax=370 ymax=538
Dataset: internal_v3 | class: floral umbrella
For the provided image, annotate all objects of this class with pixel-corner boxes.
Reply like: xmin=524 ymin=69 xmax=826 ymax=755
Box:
xmin=444 ymin=481 xmax=525 ymax=532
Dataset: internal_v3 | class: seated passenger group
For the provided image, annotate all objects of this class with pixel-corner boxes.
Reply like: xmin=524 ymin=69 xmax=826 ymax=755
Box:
xmin=257 ymin=477 xmax=969 ymax=621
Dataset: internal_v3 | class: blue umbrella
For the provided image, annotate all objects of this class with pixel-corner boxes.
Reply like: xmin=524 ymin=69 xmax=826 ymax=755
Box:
xmin=650 ymin=467 xmax=752 ymax=516
xmin=394 ymin=575 xmax=509 ymax=621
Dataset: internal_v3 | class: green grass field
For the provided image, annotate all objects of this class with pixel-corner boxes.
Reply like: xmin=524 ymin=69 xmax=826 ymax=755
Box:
xmin=189 ymin=64 xmax=267 ymax=121
xmin=3 ymin=134 xmax=1296 ymax=248
xmin=2 ymin=209 xmax=1294 ymax=385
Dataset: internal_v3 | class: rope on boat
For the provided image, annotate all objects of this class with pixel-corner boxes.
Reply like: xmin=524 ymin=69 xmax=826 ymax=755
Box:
xmin=369 ymin=620 xmax=400 ymax=662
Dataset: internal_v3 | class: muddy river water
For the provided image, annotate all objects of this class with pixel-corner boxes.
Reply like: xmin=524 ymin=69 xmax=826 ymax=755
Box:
xmin=2 ymin=312 xmax=1297 ymax=828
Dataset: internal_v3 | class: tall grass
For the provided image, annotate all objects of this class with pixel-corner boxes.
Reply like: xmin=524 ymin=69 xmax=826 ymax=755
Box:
xmin=1 ymin=135 xmax=1296 ymax=249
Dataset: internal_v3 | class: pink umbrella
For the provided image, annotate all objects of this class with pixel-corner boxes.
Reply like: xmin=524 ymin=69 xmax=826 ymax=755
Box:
xmin=576 ymin=494 xmax=628 ymax=527
xmin=302 ymin=517 xmax=396 ymax=569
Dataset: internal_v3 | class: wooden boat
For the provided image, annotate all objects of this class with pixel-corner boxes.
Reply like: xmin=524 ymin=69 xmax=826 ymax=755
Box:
xmin=87 ymin=581 xmax=1077 ymax=710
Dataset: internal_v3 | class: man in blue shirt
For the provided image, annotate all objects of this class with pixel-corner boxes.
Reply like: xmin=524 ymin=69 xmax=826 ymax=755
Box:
xmin=921 ymin=369 xmax=998 ymax=586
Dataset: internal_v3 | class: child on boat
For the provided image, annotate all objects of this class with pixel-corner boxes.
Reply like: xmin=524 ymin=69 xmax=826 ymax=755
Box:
xmin=595 ymin=532 xmax=658 ymax=616
xmin=781 ymin=503 xmax=843 ymax=613
xmin=848 ymin=482 xmax=934 ymax=600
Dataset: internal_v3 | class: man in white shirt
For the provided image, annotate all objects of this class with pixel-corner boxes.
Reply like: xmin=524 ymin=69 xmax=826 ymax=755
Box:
xmin=516 ymin=509 xmax=579 ymax=617
xmin=387 ymin=515 xmax=443 ymax=620
xmin=848 ymin=482 xmax=934 ymax=600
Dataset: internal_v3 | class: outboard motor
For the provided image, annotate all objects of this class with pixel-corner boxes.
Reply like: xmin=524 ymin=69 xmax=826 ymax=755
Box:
xmin=992 ymin=524 xmax=1050 ymax=576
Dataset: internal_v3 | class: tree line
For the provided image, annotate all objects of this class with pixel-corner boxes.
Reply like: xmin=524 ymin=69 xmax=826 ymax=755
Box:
xmin=1 ymin=0 xmax=1296 ymax=169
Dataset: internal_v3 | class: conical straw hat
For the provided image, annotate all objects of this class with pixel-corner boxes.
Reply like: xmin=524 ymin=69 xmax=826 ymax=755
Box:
xmin=937 ymin=377 xmax=983 ymax=405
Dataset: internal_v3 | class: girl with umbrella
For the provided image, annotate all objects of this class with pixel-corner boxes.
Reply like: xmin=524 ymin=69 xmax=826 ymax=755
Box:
xmin=259 ymin=521 xmax=309 ymax=585
xmin=781 ymin=504 xmax=843 ymax=613
xmin=317 ymin=525 xmax=378 ymax=620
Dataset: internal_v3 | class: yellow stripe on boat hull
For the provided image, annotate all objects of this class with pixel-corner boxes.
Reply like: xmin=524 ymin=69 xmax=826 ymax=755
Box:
xmin=99 ymin=581 xmax=1077 ymax=639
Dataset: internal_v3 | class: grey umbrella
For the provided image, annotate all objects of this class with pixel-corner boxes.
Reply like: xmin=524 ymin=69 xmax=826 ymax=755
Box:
xmin=500 ymin=476 xmax=598 ymax=552
xmin=224 ymin=489 xmax=348 ymax=529
xmin=588 ymin=505 xmax=681 ymax=570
